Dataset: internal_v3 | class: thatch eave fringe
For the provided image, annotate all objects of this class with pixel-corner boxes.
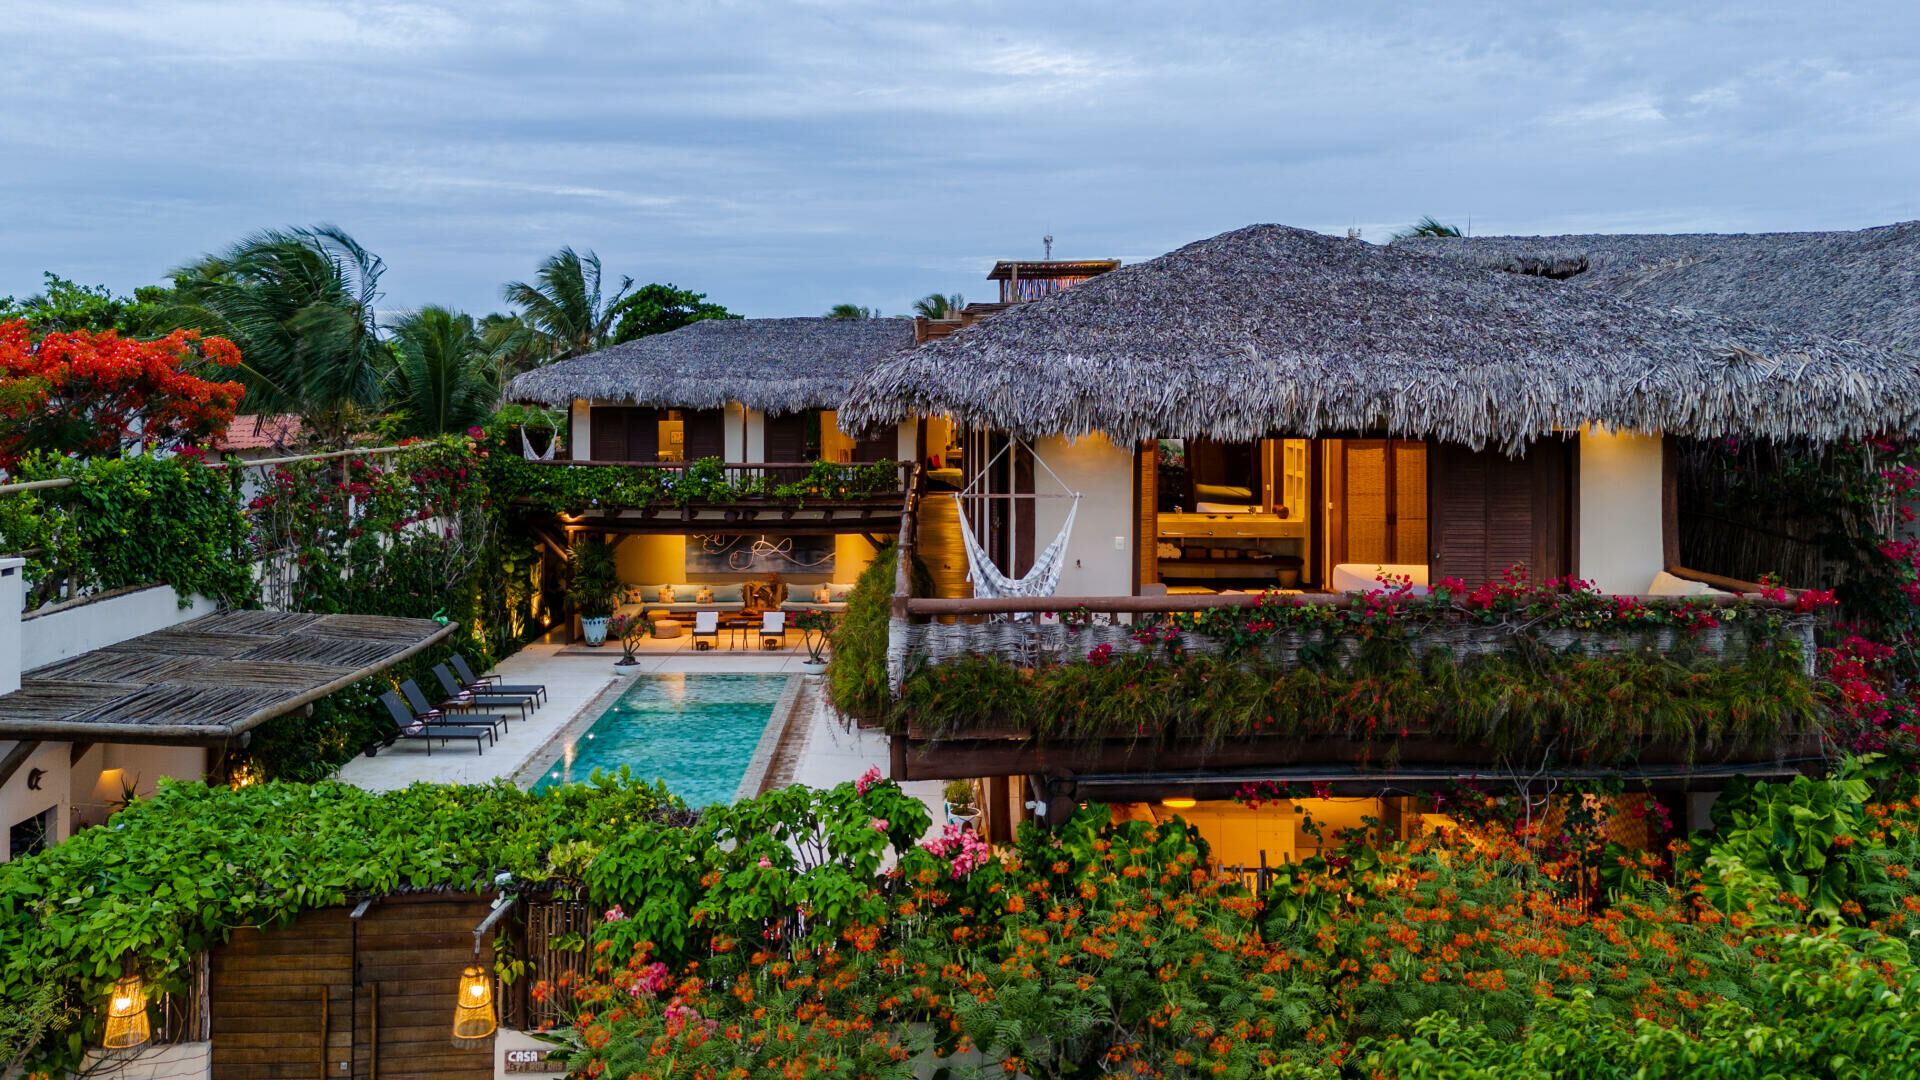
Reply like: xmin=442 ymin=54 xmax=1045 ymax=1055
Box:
xmin=505 ymin=317 xmax=915 ymax=415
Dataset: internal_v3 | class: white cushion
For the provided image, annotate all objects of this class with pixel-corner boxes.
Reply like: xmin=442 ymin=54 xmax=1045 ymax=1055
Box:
xmin=1331 ymin=563 xmax=1430 ymax=593
xmin=1648 ymin=571 xmax=1730 ymax=597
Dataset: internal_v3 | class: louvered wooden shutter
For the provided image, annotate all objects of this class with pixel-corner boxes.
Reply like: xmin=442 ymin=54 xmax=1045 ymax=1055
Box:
xmin=683 ymin=408 xmax=725 ymax=461
xmin=589 ymin=407 xmax=627 ymax=462
xmin=764 ymin=411 xmax=807 ymax=463
xmin=1342 ymin=441 xmax=1390 ymax=563
xmin=1392 ymin=441 xmax=1428 ymax=563
xmin=1429 ymin=440 xmax=1570 ymax=587
xmin=625 ymin=408 xmax=659 ymax=462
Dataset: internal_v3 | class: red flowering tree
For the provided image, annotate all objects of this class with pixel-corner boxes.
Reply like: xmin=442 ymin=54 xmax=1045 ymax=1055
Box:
xmin=0 ymin=318 xmax=244 ymax=470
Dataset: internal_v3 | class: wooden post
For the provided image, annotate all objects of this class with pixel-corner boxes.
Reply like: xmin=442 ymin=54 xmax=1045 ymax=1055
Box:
xmin=318 ymin=987 xmax=327 ymax=1079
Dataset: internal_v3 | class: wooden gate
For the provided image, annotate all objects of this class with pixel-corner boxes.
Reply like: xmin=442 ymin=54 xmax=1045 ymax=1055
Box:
xmin=210 ymin=894 xmax=496 ymax=1080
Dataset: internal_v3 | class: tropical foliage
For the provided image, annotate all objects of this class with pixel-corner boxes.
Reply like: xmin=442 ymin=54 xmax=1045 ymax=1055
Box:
xmin=383 ymin=305 xmax=498 ymax=436
xmin=0 ymin=450 xmax=256 ymax=610
xmin=167 ymin=225 xmax=388 ymax=447
xmin=912 ymin=292 xmax=964 ymax=318
xmin=0 ymin=272 xmax=177 ymax=339
xmin=0 ymin=320 xmax=244 ymax=470
xmin=824 ymin=303 xmax=878 ymax=319
xmin=501 ymin=246 xmax=635 ymax=362
xmin=609 ymin=282 xmax=738 ymax=344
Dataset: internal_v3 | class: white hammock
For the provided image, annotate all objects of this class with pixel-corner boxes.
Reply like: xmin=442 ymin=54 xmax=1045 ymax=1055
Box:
xmin=520 ymin=424 xmax=558 ymax=460
xmin=953 ymin=438 xmax=1082 ymax=602
xmin=954 ymin=492 xmax=1079 ymax=599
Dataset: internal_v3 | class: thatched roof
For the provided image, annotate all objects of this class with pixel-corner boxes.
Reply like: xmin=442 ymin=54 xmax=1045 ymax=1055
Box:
xmin=506 ymin=317 xmax=915 ymax=415
xmin=1397 ymin=221 xmax=1920 ymax=350
xmin=839 ymin=224 xmax=1920 ymax=449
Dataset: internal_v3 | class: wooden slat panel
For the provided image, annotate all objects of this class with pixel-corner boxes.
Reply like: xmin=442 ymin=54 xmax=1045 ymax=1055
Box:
xmin=590 ymin=406 xmax=628 ymax=462
xmin=1342 ymin=441 xmax=1389 ymax=564
xmin=683 ymin=408 xmax=725 ymax=461
xmin=1393 ymin=441 xmax=1427 ymax=564
xmin=210 ymin=910 xmax=352 ymax=1080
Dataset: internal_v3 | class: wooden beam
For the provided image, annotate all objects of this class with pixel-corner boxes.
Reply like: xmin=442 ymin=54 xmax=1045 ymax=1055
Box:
xmin=1667 ymin=565 xmax=1774 ymax=594
xmin=68 ymin=741 xmax=92 ymax=765
xmin=0 ymin=740 xmax=41 ymax=789
xmin=894 ymin=732 xmax=1827 ymax=782
xmin=1661 ymin=435 xmax=1681 ymax=568
xmin=906 ymin=588 xmax=1788 ymax=617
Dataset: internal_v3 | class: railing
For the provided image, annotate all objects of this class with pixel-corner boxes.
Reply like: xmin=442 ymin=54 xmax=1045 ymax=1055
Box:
xmin=521 ymin=457 xmax=910 ymax=501
xmin=886 ymin=589 xmax=1813 ymax=695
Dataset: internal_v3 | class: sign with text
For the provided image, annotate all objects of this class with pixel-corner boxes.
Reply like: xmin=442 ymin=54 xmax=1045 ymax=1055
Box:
xmin=503 ymin=1047 xmax=567 ymax=1074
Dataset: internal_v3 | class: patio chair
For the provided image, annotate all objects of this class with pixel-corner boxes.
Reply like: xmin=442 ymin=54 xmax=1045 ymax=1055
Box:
xmin=691 ymin=610 xmax=720 ymax=651
xmin=378 ymin=691 xmax=493 ymax=756
xmin=760 ymin=610 xmax=787 ymax=649
xmin=436 ymin=661 xmax=539 ymax=711
xmin=429 ymin=665 xmax=534 ymax=723
xmin=401 ymin=678 xmax=512 ymax=738
xmin=451 ymin=654 xmax=547 ymax=704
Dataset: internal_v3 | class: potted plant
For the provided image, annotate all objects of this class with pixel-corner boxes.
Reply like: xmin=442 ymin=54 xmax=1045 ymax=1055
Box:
xmin=568 ymin=536 xmax=621 ymax=646
xmin=793 ymin=608 xmax=833 ymax=674
xmin=943 ymin=779 xmax=979 ymax=827
xmin=606 ymin=614 xmax=650 ymax=673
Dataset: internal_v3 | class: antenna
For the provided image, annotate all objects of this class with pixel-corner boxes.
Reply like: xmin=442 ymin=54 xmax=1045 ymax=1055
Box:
xmin=1043 ymin=234 xmax=1053 ymax=260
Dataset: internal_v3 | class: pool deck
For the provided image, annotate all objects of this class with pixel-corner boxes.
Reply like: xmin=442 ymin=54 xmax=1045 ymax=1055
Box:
xmin=336 ymin=636 xmax=943 ymax=831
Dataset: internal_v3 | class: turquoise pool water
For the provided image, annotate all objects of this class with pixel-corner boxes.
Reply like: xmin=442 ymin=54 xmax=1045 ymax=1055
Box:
xmin=532 ymin=673 xmax=789 ymax=806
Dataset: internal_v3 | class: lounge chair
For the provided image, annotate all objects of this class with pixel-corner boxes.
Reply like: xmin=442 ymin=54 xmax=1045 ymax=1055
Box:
xmin=435 ymin=662 xmax=538 ymax=715
xmin=691 ymin=610 xmax=720 ymax=651
xmin=451 ymin=654 xmax=546 ymax=704
xmin=379 ymin=691 xmax=493 ymax=755
xmin=401 ymin=678 xmax=513 ymax=738
xmin=425 ymin=667 xmax=531 ymax=724
xmin=760 ymin=610 xmax=787 ymax=649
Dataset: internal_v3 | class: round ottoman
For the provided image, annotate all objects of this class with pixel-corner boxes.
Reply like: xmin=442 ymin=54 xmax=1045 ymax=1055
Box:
xmin=652 ymin=618 xmax=684 ymax=639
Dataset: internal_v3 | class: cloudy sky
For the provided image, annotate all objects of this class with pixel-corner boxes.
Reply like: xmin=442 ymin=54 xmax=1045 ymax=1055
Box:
xmin=3 ymin=1 xmax=1917 ymax=319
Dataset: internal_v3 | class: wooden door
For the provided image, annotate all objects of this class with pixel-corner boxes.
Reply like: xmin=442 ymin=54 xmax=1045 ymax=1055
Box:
xmin=588 ymin=406 xmax=657 ymax=462
xmin=211 ymin=897 xmax=497 ymax=1080
xmin=210 ymin=909 xmax=353 ymax=1079
xmin=352 ymin=895 xmax=496 ymax=1079
xmin=683 ymin=408 xmax=726 ymax=461
xmin=1428 ymin=439 xmax=1571 ymax=588
xmin=1335 ymin=440 xmax=1427 ymax=565
xmin=764 ymin=411 xmax=809 ymax=463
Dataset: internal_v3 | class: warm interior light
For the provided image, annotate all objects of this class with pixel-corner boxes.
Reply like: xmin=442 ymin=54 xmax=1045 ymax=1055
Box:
xmin=1161 ymin=797 xmax=1198 ymax=809
xmin=452 ymin=965 xmax=496 ymax=1042
xmin=102 ymin=974 xmax=150 ymax=1051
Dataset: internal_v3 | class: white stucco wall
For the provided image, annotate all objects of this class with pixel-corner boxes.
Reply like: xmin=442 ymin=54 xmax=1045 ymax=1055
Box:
xmin=1577 ymin=427 xmax=1667 ymax=595
xmin=0 ymin=557 xmax=22 ymax=695
xmin=20 ymin=585 xmax=219 ymax=672
xmin=1031 ymin=434 xmax=1136 ymax=598
xmin=725 ymin=402 xmax=749 ymax=461
xmin=0 ymin=738 xmax=70 ymax=860
xmin=570 ymin=399 xmax=591 ymax=460
xmin=741 ymin=405 xmax=764 ymax=461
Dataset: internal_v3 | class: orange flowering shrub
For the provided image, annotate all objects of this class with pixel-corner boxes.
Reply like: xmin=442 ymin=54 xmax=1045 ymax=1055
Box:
xmin=0 ymin=319 xmax=243 ymax=469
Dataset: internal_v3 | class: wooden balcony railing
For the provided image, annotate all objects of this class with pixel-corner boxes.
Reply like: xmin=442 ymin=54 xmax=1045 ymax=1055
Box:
xmin=885 ymin=589 xmax=1814 ymax=696
xmin=523 ymin=457 xmax=910 ymax=499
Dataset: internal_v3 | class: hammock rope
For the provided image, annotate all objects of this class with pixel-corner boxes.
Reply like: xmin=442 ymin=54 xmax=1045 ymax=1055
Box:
xmin=952 ymin=438 xmax=1082 ymax=603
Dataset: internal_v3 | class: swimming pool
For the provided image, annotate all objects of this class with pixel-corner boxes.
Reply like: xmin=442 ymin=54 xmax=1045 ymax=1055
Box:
xmin=532 ymin=673 xmax=791 ymax=806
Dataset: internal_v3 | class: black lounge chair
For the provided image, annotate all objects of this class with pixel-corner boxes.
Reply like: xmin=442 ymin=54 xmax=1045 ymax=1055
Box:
xmin=430 ymin=665 xmax=534 ymax=721
xmin=379 ymin=691 xmax=493 ymax=755
xmin=401 ymin=678 xmax=513 ymax=738
xmin=451 ymin=654 xmax=546 ymax=704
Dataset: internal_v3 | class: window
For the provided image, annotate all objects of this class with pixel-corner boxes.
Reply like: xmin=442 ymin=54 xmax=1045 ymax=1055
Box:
xmin=8 ymin=807 xmax=54 ymax=861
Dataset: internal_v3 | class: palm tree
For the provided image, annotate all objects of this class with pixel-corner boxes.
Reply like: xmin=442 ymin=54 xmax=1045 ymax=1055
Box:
xmin=912 ymin=293 xmax=965 ymax=319
xmin=501 ymin=247 xmax=633 ymax=362
xmin=479 ymin=312 xmax=548 ymax=385
xmin=825 ymin=303 xmax=877 ymax=319
xmin=167 ymin=225 xmax=386 ymax=447
xmin=1391 ymin=216 xmax=1464 ymax=241
xmin=386 ymin=306 xmax=498 ymax=436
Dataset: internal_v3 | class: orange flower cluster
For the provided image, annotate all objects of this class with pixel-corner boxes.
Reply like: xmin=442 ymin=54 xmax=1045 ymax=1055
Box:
xmin=0 ymin=319 xmax=243 ymax=469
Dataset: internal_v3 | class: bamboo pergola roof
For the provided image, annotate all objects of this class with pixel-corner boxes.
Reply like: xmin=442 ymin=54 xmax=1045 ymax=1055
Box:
xmin=0 ymin=610 xmax=453 ymax=744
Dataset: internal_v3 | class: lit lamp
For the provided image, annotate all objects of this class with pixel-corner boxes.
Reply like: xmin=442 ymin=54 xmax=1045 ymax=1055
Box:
xmin=1161 ymin=797 xmax=1198 ymax=810
xmin=452 ymin=965 xmax=496 ymax=1043
xmin=102 ymin=973 xmax=150 ymax=1051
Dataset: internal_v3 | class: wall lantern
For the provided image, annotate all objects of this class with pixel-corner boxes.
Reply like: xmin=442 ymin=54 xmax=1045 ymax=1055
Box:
xmin=1160 ymin=797 xmax=1198 ymax=809
xmin=452 ymin=964 xmax=496 ymax=1043
xmin=102 ymin=973 xmax=150 ymax=1051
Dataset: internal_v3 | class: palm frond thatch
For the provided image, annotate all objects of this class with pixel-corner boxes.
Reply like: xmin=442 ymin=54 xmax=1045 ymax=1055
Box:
xmin=504 ymin=316 xmax=914 ymax=416
xmin=1396 ymin=220 xmax=1920 ymax=350
xmin=838 ymin=224 xmax=1920 ymax=449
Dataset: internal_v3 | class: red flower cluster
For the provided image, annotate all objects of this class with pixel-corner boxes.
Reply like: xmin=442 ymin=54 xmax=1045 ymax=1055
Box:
xmin=0 ymin=319 xmax=244 ymax=469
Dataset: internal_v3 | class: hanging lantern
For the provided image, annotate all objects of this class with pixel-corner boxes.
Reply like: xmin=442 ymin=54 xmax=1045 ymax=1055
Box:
xmin=102 ymin=974 xmax=150 ymax=1051
xmin=451 ymin=965 xmax=496 ymax=1042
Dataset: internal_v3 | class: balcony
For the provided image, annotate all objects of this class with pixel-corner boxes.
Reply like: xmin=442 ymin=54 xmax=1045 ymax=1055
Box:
xmin=497 ymin=458 xmax=915 ymax=536
xmin=879 ymin=582 xmax=1826 ymax=793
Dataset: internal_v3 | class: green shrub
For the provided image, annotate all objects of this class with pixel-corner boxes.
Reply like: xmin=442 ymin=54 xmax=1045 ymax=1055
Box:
xmin=827 ymin=542 xmax=898 ymax=720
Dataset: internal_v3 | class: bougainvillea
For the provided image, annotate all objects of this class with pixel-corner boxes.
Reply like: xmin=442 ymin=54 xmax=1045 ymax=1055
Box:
xmin=0 ymin=318 xmax=243 ymax=470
